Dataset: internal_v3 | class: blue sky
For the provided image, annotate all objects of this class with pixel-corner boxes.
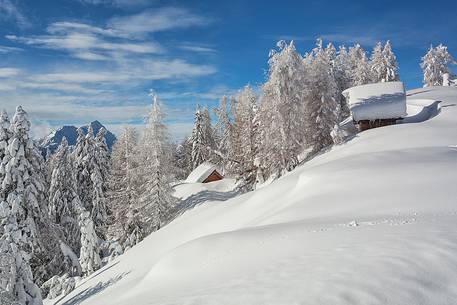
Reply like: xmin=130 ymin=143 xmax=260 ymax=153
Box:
xmin=0 ymin=0 xmax=456 ymax=139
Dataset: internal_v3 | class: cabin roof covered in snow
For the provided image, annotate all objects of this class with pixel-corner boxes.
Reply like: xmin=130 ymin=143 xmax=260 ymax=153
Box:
xmin=342 ymin=82 xmax=407 ymax=121
xmin=186 ymin=162 xmax=222 ymax=183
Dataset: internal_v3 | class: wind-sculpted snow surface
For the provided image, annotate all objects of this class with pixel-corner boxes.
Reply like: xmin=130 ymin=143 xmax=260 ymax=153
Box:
xmin=49 ymin=87 xmax=457 ymax=305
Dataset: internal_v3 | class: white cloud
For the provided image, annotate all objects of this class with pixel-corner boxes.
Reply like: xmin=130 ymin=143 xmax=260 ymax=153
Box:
xmin=19 ymin=81 xmax=104 ymax=95
xmin=31 ymin=71 xmax=124 ymax=83
xmin=0 ymin=0 xmax=29 ymax=28
xmin=100 ymin=41 xmax=161 ymax=53
xmin=1 ymin=6 xmax=219 ymax=140
xmin=72 ymin=51 xmax=111 ymax=61
xmin=77 ymin=0 xmax=151 ymax=8
xmin=108 ymin=7 xmax=210 ymax=38
xmin=47 ymin=21 xmax=119 ymax=37
xmin=6 ymin=29 xmax=163 ymax=61
xmin=7 ymin=6 xmax=213 ymax=63
xmin=0 ymin=83 xmax=15 ymax=91
xmin=29 ymin=58 xmax=216 ymax=84
xmin=0 ymin=68 xmax=21 ymax=77
xmin=160 ymin=85 xmax=237 ymax=101
xmin=30 ymin=118 xmax=52 ymax=139
xmin=140 ymin=58 xmax=216 ymax=79
xmin=0 ymin=92 xmax=147 ymax=122
xmin=164 ymin=122 xmax=194 ymax=141
xmin=0 ymin=76 xmax=108 ymax=94
xmin=0 ymin=45 xmax=22 ymax=53
xmin=7 ymin=32 xmax=96 ymax=48
xmin=178 ymin=43 xmax=216 ymax=53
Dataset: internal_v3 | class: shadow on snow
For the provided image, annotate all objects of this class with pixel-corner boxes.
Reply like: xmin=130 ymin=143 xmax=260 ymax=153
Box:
xmin=60 ymin=271 xmax=130 ymax=305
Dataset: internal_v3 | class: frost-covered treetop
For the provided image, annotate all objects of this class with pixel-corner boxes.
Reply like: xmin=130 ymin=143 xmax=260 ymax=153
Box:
xmin=96 ymin=127 xmax=107 ymax=142
xmin=0 ymin=109 xmax=9 ymax=127
xmin=86 ymin=125 xmax=94 ymax=139
xmin=10 ymin=105 xmax=31 ymax=138
xmin=148 ymin=94 xmax=164 ymax=125
xmin=0 ymin=110 xmax=9 ymax=141
xmin=77 ymin=126 xmax=84 ymax=139
xmin=421 ymin=44 xmax=456 ymax=86
xmin=60 ymin=136 xmax=69 ymax=149
xmin=54 ymin=136 xmax=69 ymax=161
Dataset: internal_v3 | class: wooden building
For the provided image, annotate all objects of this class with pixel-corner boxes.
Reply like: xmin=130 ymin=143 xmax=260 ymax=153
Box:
xmin=186 ymin=162 xmax=224 ymax=184
xmin=342 ymin=82 xmax=407 ymax=132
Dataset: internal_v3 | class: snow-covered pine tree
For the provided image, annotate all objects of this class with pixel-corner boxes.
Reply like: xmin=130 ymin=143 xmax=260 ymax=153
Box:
xmin=370 ymin=42 xmax=384 ymax=83
xmin=0 ymin=106 xmax=46 ymax=305
xmin=73 ymin=128 xmax=92 ymax=213
xmin=189 ymin=106 xmax=216 ymax=170
xmin=91 ymin=128 xmax=109 ymax=238
xmin=72 ymin=125 xmax=109 ymax=273
xmin=381 ymin=41 xmax=399 ymax=82
xmin=202 ymin=107 xmax=217 ymax=162
xmin=78 ymin=209 xmax=101 ymax=276
xmin=0 ymin=110 xmax=10 ymax=165
xmin=325 ymin=42 xmax=337 ymax=65
xmin=0 ymin=110 xmax=9 ymax=236
xmin=421 ymin=44 xmax=456 ymax=87
xmin=325 ymin=42 xmax=343 ymax=121
xmin=258 ymin=40 xmax=308 ymax=179
xmin=173 ymin=139 xmax=192 ymax=180
xmin=334 ymin=46 xmax=352 ymax=119
xmin=48 ymin=138 xmax=81 ymax=258
xmin=305 ymin=40 xmax=341 ymax=153
xmin=0 ymin=111 xmax=10 ymax=203
xmin=106 ymin=126 xmax=144 ymax=248
xmin=73 ymin=126 xmax=108 ymax=239
xmin=233 ymin=85 xmax=259 ymax=189
xmin=6 ymin=107 xmax=68 ymax=286
xmin=189 ymin=107 xmax=205 ymax=169
xmin=0 ymin=110 xmax=21 ymax=305
xmin=213 ymin=96 xmax=236 ymax=174
xmin=68 ymin=126 xmax=101 ymax=276
xmin=348 ymin=44 xmax=373 ymax=86
xmin=138 ymin=94 xmax=176 ymax=233
xmin=94 ymin=128 xmax=110 ymax=184
xmin=371 ymin=41 xmax=399 ymax=83
xmin=0 ymin=234 xmax=42 ymax=305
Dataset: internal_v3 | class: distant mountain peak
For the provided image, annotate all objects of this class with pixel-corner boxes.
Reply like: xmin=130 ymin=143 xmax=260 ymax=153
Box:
xmin=90 ymin=120 xmax=103 ymax=127
xmin=39 ymin=121 xmax=117 ymax=156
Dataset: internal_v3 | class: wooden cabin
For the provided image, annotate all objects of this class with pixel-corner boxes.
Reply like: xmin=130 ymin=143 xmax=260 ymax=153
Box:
xmin=202 ymin=169 xmax=224 ymax=183
xmin=342 ymin=82 xmax=407 ymax=132
xmin=186 ymin=162 xmax=224 ymax=184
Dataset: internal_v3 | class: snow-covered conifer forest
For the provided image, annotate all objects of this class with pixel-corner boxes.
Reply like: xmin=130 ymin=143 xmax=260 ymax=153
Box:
xmin=1 ymin=38 xmax=457 ymax=305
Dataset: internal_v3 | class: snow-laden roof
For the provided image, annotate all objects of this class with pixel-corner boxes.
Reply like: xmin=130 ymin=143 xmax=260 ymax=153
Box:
xmin=343 ymin=82 xmax=407 ymax=121
xmin=186 ymin=162 xmax=222 ymax=183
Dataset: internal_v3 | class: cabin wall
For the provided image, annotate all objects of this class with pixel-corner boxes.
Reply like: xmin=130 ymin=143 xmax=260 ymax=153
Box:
xmin=357 ymin=118 xmax=400 ymax=131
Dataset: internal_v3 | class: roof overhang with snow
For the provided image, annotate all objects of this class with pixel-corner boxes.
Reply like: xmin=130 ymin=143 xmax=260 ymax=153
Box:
xmin=186 ymin=162 xmax=223 ymax=183
xmin=343 ymin=81 xmax=407 ymax=122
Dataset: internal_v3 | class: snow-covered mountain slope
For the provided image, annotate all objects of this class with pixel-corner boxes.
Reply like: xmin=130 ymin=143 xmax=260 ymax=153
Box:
xmin=52 ymin=87 xmax=457 ymax=305
xmin=39 ymin=120 xmax=116 ymax=154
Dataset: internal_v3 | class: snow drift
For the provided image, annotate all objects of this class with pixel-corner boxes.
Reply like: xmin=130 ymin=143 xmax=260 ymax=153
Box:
xmin=50 ymin=87 xmax=457 ymax=305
